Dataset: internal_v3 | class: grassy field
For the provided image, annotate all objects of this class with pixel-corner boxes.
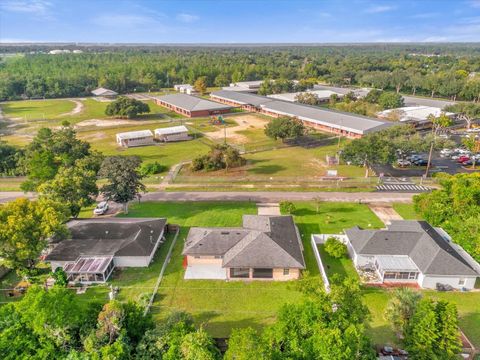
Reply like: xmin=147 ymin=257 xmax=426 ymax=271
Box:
xmin=1 ymin=99 xmax=76 ymax=120
xmin=392 ymin=202 xmax=423 ymax=220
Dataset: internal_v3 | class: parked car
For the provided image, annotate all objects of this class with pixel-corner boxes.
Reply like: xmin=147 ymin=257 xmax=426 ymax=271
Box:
xmin=440 ymin=148 xmax=453 ymax=155
xmin=409 ymin=154 xmax=423 ymax=162
xmin=457 ymin=155 xmax=470 ymax=163
xmin=396 ymin=159 xmax=411 ymax=167
xmin=93 ymin=201 xmax=109 ymax=215
xmin=462 ymin=160 xmax=473 ymax=166
xmin=413 ymin=159 xmax=429 ymax=166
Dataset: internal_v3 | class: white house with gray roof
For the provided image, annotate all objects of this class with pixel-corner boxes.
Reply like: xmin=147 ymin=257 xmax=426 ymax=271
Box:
xmin=45 ymin=218 xmax=167 ymax=284
xmin=345 ymin=221 xmax=480 ymax=290
xmin=182 ymin=215 xmax=305 ymax=281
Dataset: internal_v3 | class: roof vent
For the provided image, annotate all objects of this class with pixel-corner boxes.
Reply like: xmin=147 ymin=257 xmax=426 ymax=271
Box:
xmin=105 ymin=230 xmax=109 ymax=235
xmin=221 ymin=232 xmax=230 ymax=235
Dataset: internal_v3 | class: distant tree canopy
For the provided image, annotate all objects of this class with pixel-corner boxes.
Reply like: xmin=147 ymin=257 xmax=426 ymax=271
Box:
xmin=105 ymin=96 xmax=150 ymax=118
xmin=0 ymin=141 xmax=23 ymax=176
xmin=191 ymin=144 xmax=245 ymax=172
xmin=264 ymin=117 xmax=306 ymax=141
xmin=1 ymin=45 xmax=480 ymax=101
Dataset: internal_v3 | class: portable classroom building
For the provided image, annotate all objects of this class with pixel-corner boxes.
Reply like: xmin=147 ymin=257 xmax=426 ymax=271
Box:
xmin=155 ymin=125 xmax=190 ymax=142
xmin=116 ymin=130 xmax=154 ymax=148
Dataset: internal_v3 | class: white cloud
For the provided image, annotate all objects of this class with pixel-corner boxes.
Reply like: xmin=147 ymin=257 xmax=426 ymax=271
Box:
xmin=410 ymin=12 xmax=440 ymax=19
xmin=365 ymin=5 xmax=396 ymax=14
xmin=92 ymin=14 xmax=157 ymax=28
xmin=176 ymin=13 xmax=199 ymax=23
xmin=0 ymin=0 xmax=52 ymax=14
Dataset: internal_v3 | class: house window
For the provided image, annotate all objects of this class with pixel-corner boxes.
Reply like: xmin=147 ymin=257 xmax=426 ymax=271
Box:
xmin=214 ymin=255 xmax=222 ymax=259
xmin=252 ymin=268 xmax=273 ymax=279
xmin=459 ymin=278 xmax=466 ymax=286
xmin=283 ymin=268 xmax=290 ymax=276
xmin=230 ymin=268 xmax=249 ymax=278
xmin=194 ymin=256 xmax=201 ymax=259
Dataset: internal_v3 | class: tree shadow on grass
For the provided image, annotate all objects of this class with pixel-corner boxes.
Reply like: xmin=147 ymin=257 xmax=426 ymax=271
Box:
xmin=249 ymin=165 xmax=286 ymax=175
xmin=194 ymin=311 xmax=266 ymax=338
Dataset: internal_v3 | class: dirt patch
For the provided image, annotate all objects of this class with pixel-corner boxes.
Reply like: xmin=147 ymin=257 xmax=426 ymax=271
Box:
xmin=206 ymin=114 xmax=269 ymax=143
xmin=368 ymin=203 xmax=403 ymax=225
xmin=58 ymin=100 xmax=84 ymax=117
xmin=75 ymin=118 xmax=155 ymax=128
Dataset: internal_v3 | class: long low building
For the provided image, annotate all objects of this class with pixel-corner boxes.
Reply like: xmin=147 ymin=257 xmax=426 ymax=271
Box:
xmin=116 ymin=130 xmax=154 ymax=147
xmin=154 ymin=125 xmax=190 ymax=142
xmin=210 ymin=90 xmax=392 ymax=138
xmin=153 ymin=93 xmax=232 ymax=117
xmin=378 ymin=106 xmax=456 ymax=129
xmin=267 ymin=89 xmax=343 ymax=103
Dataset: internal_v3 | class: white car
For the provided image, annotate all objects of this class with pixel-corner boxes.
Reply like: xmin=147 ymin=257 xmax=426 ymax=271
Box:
xmin=396 ymin=159 xmax=411 ymax=167
xmin=93 ymin=201 xmax=109 ymax=215
xmin=440 ymin=148 xmax=453 ymax=155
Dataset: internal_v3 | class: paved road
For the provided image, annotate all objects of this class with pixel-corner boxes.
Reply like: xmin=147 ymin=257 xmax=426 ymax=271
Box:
xmin=0 ymin=190 xmax=416 ymax=205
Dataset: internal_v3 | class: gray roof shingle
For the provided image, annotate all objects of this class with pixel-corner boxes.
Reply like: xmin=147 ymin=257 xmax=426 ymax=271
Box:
xmin=346 ymin=220 xmax=478 ymax=276
xmin=46 ymin=218 xmax=167 ymax=261
xmin=183 ymin=215 xmax=305 ymax=269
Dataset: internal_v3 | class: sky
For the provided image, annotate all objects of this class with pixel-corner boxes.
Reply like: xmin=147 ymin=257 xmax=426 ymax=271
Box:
xmin=1 ymin=0 xmax=480 ymax=43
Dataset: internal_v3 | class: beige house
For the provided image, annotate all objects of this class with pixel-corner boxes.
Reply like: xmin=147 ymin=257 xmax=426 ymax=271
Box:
xmin=182 ymin=215 xmax=305 ymax=281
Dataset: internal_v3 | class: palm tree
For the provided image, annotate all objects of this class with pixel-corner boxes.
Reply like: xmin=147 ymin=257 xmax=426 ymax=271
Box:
xmin=384 ymin=288 xmax=422 ymax=338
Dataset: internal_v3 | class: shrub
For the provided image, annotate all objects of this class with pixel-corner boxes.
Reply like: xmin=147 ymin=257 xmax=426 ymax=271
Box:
xmin=324 ymin=237 xmax=347 ymax=258
xmin=139 ymin=162 xmax=167 ymax=176
xmin=280 ymin=201 xmax=296 ymax=214
xmin=191 ymin=144 xmax=245 ymax=172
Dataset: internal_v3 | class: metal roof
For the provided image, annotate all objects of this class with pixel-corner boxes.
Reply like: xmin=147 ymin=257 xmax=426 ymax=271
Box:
xmin=376 ymin=255 xmax=419 ymax=272
xmin=261 ymin=100 xmax=393 ymax=135
xmin=378 ymin=106 xmax=455 ymax=122
xmin=267 ymin=90 xmax=343 ymax=102
xmin=211 ymin=90 xmax=392 ymax=134
xmin=92 ymin=87 xmax=118 ymax=96
xmin=402 ymin=95 xmax=456 ymax=108
xmin=154 ymin=93 xmax=232 ymax=112
xmin=116 ymin=130 xmax=153 ymax=140
xmin=154 ymin=125 xmax=189 ymax=135
xmin=64 ymin=256 xmax=113 ymax=274
xmin=211 ymin=90 xmax=274 ymax=107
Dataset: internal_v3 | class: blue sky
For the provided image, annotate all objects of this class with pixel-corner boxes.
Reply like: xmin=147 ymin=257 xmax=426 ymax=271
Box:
xmin=1 ymin=0 xmax=480 ymax=43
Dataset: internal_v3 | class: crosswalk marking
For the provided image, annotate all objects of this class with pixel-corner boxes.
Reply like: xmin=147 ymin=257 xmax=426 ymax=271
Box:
xmin=376 ymin=184 xmax=432 ymax=192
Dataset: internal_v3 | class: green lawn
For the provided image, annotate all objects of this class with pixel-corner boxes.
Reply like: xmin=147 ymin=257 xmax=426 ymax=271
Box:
xmin=1 ymin=99 xmax=76 ymax=120
xmin=116 ymin=201 xmax=305 ymax=337
xmin=392 ymin=203 xmax=423 ymax=220
xmin=245 ymin=140 xmax=367 ymax=178
xmin=317 ymin=244 xmax=358 ymax=279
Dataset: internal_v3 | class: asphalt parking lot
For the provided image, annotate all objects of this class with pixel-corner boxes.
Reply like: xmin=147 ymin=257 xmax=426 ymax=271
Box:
xmin=373 ymin=152 xmax=478 ymax=177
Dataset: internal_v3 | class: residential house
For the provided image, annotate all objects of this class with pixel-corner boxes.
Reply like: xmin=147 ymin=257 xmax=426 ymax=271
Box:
xmin=344 ymin=220 xmax=480 ymax=290
xmin=182 ymin=215 xmax=305 ymax=281
xmin=45 ymin=218 xmax=167 ymax=283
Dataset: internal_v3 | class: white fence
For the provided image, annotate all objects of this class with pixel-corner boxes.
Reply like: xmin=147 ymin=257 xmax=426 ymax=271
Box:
xmin=310 ymin=234 xmax=348 ymax=293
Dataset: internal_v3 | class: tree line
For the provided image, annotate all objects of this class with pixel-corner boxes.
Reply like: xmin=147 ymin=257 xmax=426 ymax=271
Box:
xmin=1 ymin=45 xmax=480 ymax=100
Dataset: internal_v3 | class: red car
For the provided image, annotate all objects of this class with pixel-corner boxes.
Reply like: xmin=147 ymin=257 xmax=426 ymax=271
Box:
xmin=457 ymin=155 xmax=470 ymax=163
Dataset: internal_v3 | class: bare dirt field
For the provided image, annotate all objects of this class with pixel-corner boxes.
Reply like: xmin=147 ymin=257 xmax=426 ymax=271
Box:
xmin=75 ymin=118 xmax=158 ymax=128
xmin=206 ymin=114 xmax=269 ymax=143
